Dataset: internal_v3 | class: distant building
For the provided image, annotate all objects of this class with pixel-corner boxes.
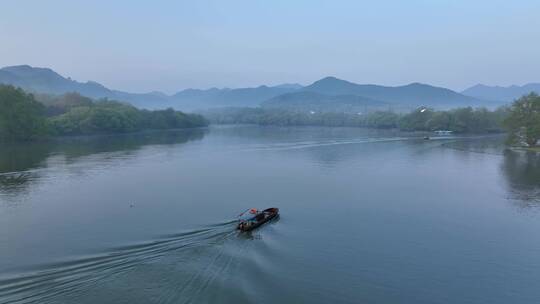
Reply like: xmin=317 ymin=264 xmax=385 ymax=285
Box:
xmin=434 ymin=130 xmax=453 ymax=135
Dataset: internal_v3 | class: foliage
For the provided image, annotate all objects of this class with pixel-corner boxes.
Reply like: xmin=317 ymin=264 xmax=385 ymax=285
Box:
xmin=35 ymin=92 xmax=94 ymax=117
xmin=203 ymin=106 xmax=509 ymax=133
xmin=399 ymin=107 xmax=508 ymax=133
xmin=503 ymin=93 xmax=540 ymax=146
xmin=1 ymin=88 xmax=208 ymax=140
xmin=0 ymin=85 xmax=47 ymax=141
xmin=49 ymin=99 xmax=208 ymax=136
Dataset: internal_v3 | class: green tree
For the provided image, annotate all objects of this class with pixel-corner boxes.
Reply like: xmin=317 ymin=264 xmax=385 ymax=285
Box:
xmin=364 ymin=111 xmax=399 ymax=128
xmin=503 ymin=93 xmax=540 ymax=146
xmin=49 ymin=101 xmax=208 ymax=136
xmin=450 ymin=107 xmax=474 ymax=133
xmin=0 ymin=85 xmax=47 ymax=141
xmin=426 ymin=111 xmax=451 ymax=131
xmin=398 ymin=108 xmax=434 ymax=131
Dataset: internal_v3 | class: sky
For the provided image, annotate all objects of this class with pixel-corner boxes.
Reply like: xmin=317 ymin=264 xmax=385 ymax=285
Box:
xmin=1 ymin=0 xmax=539 ymax=93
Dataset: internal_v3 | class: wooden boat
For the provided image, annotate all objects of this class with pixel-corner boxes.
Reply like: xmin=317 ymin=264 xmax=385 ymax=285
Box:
xmin=237 ymin=208 xmax=279 ymax=232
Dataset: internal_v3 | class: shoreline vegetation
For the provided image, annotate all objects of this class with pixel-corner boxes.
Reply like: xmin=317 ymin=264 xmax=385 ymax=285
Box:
xmin=203 ymin=93 xmax=540 ymax=149
xmin=1 ymin=83 xmax=539 ymax=150
xmin=201 ymin=106 xmax=510 ymax=134
xmin=201 ymin=92 xmax=540 ymax=152
xmin=502 ymin=93 xmax=540 ymax=148
xmin=512 ymin=147 xmax=540 ymax=153
xmin=0 ymin=85 xmax=208 ymax=142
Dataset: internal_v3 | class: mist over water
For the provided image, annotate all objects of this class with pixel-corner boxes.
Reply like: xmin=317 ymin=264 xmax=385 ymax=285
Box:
xmin=1 ymin=126 xmax=540 ymax=304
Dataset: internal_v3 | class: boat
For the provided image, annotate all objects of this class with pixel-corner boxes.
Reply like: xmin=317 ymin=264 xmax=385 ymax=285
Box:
xmin=237 ymin=208 xmax=279 ymax=232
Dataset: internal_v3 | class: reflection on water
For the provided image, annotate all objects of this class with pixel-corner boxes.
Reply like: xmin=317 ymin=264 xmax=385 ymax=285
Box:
xmin=440 ymin=135 xmax=505 ymax=155
xmin=441 ymin=135 xmax=540 ymax=207
xmin=502 ymin=150 xmax=540 ymax=207
xmin=0 ymin=143 xmax=53 ymax=174
xmin=0 ymin=129 xmax=206 ymax=197
xmin=50 ymin=129 xmax=206 ymax=162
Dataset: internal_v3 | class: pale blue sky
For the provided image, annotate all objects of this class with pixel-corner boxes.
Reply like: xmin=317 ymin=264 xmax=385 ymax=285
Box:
xmin=1 ymin=0 xmax=539 ymax=93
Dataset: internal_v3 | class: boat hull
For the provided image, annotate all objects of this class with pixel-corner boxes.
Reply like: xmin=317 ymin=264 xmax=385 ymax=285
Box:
xmin=237 ymin=208 xmax=279 ymax=232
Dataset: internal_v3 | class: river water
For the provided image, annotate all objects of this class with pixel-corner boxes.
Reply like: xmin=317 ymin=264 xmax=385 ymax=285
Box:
xmin=1 ymin=126 xmax=539 ymax=303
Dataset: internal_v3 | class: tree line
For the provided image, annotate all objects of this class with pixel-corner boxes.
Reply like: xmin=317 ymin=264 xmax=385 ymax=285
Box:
xmin=204 ymin=93 xmax=540 ymax=147
xmin=0 ymin=85 xmax=208 ymax=141
xmin=202 ymin=106 xmax=510 ymax=133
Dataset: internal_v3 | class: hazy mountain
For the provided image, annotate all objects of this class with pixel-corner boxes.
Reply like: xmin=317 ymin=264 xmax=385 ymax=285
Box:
xmin=462 ymin=83 xmax=540 ymax=102
xmin=0 ymin=65 xmax=508 ymax=112
xmin=0 ymin=65 xmax=170 ymax=108
xmin=0 ymin=65 xmax=300 ymax=110
xmin=262 ymin=91 xmax=386 ymax=112
xmin=272 ymin=83 xmax=304 ymax=90
xmin=172 ymin=85 xmax=299 ymax=108
xmin=302 ymin=76 xmax=487 ymax=108
xmin=0 ymin=65 xmax=111 ymax=97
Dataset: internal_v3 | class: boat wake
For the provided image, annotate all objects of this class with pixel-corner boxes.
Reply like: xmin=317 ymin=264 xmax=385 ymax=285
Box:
xmin=242 ymin=137 xmax=413 ymax=152
xmin=0 ymin=220 xmax=252 ymax=304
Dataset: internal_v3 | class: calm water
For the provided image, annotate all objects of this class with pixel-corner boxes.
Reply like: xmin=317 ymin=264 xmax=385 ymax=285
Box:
xmin=1 ymin=126 xmax=540 ymax=304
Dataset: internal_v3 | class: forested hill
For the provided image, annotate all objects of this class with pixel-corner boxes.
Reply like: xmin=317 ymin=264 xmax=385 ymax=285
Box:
xmin=171 ymin=85 xmax=298 ymax=108
xmin=0 ymin=85 xmax=208 ymax=142
xmin=302 ymin=77 xmax=487 ymax=108
xmin=0 ymin=65 xmax=172 ymax=109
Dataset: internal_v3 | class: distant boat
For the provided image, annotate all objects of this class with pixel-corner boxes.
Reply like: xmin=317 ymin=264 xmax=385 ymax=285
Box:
xmin=423 ymin=136 xmax=430 ymax=140
xmin=237 ymin=208 xmax=279 ymax=232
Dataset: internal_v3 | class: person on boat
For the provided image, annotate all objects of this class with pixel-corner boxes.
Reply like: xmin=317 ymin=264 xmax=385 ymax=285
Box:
xmin=239 ymin=208 xmax=258 ymax=223
xmin=238 ymin=221 xmax=248 ymax=230
xmin=238 ymin=208 xmax=264 ymax=229
xmin=249 ymin=208 xmax=266 ymax=221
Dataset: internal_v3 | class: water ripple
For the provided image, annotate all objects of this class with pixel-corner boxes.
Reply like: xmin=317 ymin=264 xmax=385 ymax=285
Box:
xmin=0 ymin=221 xmax=240 ymax=304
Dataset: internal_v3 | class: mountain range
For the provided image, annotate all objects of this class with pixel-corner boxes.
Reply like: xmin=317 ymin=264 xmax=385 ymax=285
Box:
xmin=262 ymin=91 xmax=387 ymax=112
xmin=0 ymin=65 xmax=531 ymax=112
xmin=0 ymin=65 xmax=172 ymax=108
xmin=461 ymin=83 xmax=540 ymax=102
xmin=300 ymin=77 xmax=486 ymax=108
xmin=0 ymin=65 xmax=301 ymax=109
xmin=171 ymin=86 xmax=298 ymax=109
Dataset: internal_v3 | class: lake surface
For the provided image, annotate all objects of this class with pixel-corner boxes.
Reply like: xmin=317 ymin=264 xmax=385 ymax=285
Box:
xmin=1 ymin=126 xmax=540 ymax=304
